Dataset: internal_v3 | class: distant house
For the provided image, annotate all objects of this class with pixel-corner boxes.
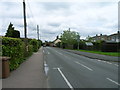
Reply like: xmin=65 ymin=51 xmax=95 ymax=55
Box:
xmin=90 ymin=31 xmax=119 ymax=42
xmin=52 ymin=36 xmax=61 ymax=47
xmin=107 ymin=31 xmax=119 ymax=42
xmin=91 ymin=34 xmax=108 ymax=42
xmin=53 ymin=39 xmax=61 ymax=46
xmin=54 ymin=39 xmax=61 ymax=44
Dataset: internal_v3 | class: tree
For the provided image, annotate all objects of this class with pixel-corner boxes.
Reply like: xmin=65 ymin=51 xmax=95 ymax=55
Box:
xmin=60 ymin=30 xmax=80 ymax=45
xmin=86 ymin=35 xmax=93 ymax=42
xmin=5 ymin=22 xmax=20 ymax=38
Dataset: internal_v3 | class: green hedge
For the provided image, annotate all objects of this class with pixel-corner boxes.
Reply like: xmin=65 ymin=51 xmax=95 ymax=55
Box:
xmin=27 ymin=45 xmax=33 ymax=56
xmin=2 ymin=37 xmax=24 ymax=71
xmin=29 ymin=39 xmax=38 ymax=52
xmin=2 ymin=37 xmax=41 ymax=71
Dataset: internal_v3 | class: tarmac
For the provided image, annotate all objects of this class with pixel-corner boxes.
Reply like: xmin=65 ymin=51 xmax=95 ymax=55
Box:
xmin=2 ymin=47 xmax=119 ymax=89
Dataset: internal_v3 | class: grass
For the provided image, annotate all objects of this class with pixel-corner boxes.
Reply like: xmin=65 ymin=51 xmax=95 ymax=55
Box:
xmin=76 ymin=49 xmax=120 ymax=57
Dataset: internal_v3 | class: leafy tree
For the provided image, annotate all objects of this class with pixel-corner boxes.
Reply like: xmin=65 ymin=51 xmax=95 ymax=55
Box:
xmin=5 ymin=22 xmax=20 ymax=38
xmin=60 ymin=30 xmax=80 ymax=45
xmin=86 ymin=35 xmax=93 ymax=42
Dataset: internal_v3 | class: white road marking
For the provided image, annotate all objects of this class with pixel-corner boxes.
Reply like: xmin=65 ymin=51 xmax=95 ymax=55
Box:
xmin=48 ymin=52 xmax=50 ymax=54
xmin=75 ymin=61 xmax=93 ymax=71
xmin=53 ymin=67 xmax=63 ymax=69
xmin=101 ymin=61 xmax=106 ymax=63
xmin=98 ymin=60 xmax=101 ymax=62
xmin=106 ymin=62 xmax=112 ymax=64
xmin=44 ymin=61 xmax=49 ymax=75
xmin=59 ymin=52 xmax=63 ymax=55
xmin=107 ymin=78 xmax=120 ymax=86
xmin=43 ymin=50 xmax=45 ymax=53
xmin=55 ymin=51 xmax=63 ymax=55
xmin=114 ymin=64 xmax=118 ymax=67
xmin=57 ymin=68 xmax=74 ymax=90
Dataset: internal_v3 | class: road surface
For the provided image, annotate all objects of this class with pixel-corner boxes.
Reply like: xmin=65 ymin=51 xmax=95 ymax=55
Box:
xmin=43 ymin=47 xmax=119 ymax=88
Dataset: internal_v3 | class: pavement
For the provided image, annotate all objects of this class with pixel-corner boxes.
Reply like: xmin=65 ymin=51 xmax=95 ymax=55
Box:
xmin=43 ymin=47 xmax=119 ymax=88
xmin=64 ymin=49 xmax=119 ymax=62
xmin=2 ymin=47 xmax=47 ymax=88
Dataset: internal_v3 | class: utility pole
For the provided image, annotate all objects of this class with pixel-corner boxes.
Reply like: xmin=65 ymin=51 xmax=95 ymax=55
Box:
xmin=37 ymin=25 xmax=39 ymax=40
xmin=23 ymin=0 xmax=28 ymax=55
xmin=77 ymin=35 xmax=80 ymax=50
xmin=23 ymin=0 xmax=27 ymax=38
xmin=69 ymin=28 xmax=70 ymax=31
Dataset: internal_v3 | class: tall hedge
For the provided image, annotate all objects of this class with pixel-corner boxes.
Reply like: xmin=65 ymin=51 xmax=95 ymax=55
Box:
xmin=2 ymin=37 xmax=24 ymax=71
xmin=29 ymin=39 xmax=38 ymax=52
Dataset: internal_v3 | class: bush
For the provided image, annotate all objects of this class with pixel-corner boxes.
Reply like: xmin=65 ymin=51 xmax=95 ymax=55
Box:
xmin=2 ymin=37 xmax=24 ymax=71
xmin=29 ymin=39 xmax=38 ymax=52
xmin=92 ymin=40 xmax=104 ymax=51
xmin=38 ymin=40 xmax=42 ymax=49
xmin=22 ymin=43 xmax=33 ymax=57
xmin=27 ymin=45 xmax=33 ymax=56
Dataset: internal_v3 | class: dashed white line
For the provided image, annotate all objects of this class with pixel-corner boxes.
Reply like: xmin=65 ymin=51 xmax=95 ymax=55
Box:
xmin=75 ymin=61 xmax=93 ymax=71
xmin=55 ymin=51 xmax=63 ymax=55
xmin=106 ymin=62 xmax=112 ymax=64
xmin=114 ymin=64 xmax=118 ymax=67
xmin=43 ymin=50 xmax=45 ymax=53
xmin=107 ymin=78 xmax=120 ymax=86
xmin=57 ymin=68 xmax=74 ymax=90
xmin=101 ymin=61 xmax=106 ymax=63
xmin=98 ymin=60 xmax=101 ymax=62
xmin=48 ymin=52 xmax=50 ymax=54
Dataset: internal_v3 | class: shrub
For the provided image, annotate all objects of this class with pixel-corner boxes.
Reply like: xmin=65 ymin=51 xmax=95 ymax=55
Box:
xmin=2 ymin=37 xmax=24 ymax=71
xmin=27 ymin=45 xmax=33 ymax=56
xmin=38 ymin=40 xmax=42 ymax=49
xmin=29 ymin=39 xmax=38 ymax=52
xmin=22 ymin=43 xmax=33 ymax=57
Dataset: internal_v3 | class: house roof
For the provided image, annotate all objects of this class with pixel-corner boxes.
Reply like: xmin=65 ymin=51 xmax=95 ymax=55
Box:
xmin=85 ymin=42 xmax=93 ymax=46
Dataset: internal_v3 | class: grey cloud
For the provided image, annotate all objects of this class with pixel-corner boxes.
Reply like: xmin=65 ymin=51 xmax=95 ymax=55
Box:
xmin=48 ymin=23 xmax=60 ymax=27
xmin=39 ymin=2 xmax=71 ymax=11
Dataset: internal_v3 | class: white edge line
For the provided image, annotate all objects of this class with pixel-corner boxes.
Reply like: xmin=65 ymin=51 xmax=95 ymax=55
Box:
xmin=75 ymin=61 xmax=93 ymax=71
xmin=107 ymin=78 xmax=120 ymax=86
xmin=57 ymin=68 xmax=74 ymax=90
xmin=106 ymin=62 xmax=112 ymax=64
xmin=115 ymin=64 xmax=118 ymax=67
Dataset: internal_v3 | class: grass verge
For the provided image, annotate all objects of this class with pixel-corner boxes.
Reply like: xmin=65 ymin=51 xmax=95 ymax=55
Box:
xmin=76 ymin=49 xmax=120 ymax=57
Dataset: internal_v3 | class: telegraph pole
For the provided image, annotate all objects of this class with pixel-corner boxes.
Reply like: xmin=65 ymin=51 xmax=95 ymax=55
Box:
xmin=77 ymin=35 xmax=80 ymax=50
xmin=37 ymin=25 xmax=39 ymax=40
xmin=23 ymin=0 xmax=27 ymax=38
xmin=23 ymin=0 xmax=28 ymax=55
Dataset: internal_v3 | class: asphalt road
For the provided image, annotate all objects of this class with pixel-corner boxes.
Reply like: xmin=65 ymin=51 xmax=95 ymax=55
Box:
xmin=43 ymin=47 xmax=119 ymax=88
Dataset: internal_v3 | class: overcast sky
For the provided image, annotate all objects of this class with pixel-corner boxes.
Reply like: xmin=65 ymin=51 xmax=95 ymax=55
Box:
xmin=0 ymin=0 xmax=118 ymax=41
